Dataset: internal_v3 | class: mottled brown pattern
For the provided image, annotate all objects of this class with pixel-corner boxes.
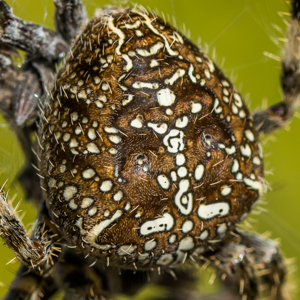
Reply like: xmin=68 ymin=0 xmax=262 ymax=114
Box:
xmin=39 ymin=8 xmax=263 ymax=268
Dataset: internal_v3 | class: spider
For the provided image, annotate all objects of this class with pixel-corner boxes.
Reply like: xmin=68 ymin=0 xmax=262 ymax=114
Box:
xmin=0 ymin=0 xmax=299 ymax=299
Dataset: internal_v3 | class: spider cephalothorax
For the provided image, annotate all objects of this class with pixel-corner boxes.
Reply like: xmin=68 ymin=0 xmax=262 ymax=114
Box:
xmin=0 ymin=0 xmax=299 ymax=299
xmin=39 ymin=7 xmax=263 ymax=268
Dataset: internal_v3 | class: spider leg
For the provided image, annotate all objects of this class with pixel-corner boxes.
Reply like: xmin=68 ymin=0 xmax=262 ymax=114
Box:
xmin=253 ymin=0 xmax=300 ymax=134
xmin=0 ymin=0 xmax=68 ymax=60
xmin=0 ymin=0 xmax=85 ymax=204
xmin=192 ymin=229 xmax=286 ymax=300
xmin=4 ymin=265 xmax=58 ymax=300
xmin=55 ymin=250 xmax=108 ymax=300
xmin=54 ymin=0 xmax=88 ymax=44
xmin=0 ymin=192 xmax=62 ymax=272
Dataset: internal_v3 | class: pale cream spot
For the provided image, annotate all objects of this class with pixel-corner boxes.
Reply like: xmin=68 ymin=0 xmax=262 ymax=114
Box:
xmin=81 ymin=197 xmax=94 ymax=208
xmin=130 ymin=118 xmax=143 ymax=128
xmin=104 ymin=126 xmax=118 ymax=133
xmin=253 ymin=156 xmax=261 ymax=165
xmin=104 ymin=210 xmax=110 ymax=217
xmin=109 ymin=148 xmax=118 ymax=155
xmin=63 ymin=186 xmax=77 ymax=201
xmin=63 ymin=133 xmax=70 ymax=142
xmin=88 ymin=207 xmax=97 ymax=216
xmin=182 ymin=220 xmax=194 ymax=233
xmin=157 ymin=174 xmax=170 ymax=190
xmin=194 ymin=164 xmax=205 ymax=181
xmin=48 ymin=178 xmax=56 ymax=188
xmin=69 ymin=138 xmax=78 ymax=148
xmin=157 ymin=88 xmax=176 ymax=106
xmin=87 ymin=143 xmax=100 ymax=153
xmin=144 ymin=239 xmax=157 ymax=251
xmin=199 ymin=230 xmax=209 ymax=240
xmin=69 ymin=199 xmax=78 ymax=210
xmin=113 ymin=190 xmax=123 ymax=201
xmin=109 ymin=135 xmax=122 ymax=144
xmin=82 ymin=168 xmax=96 ymax=179
xmin=101 ymin=83 xmax=110 ymax=91
xmin=78 ymin=90 xmax=87 ymax=99
xmin=191 ymin=102 xmax=202 ymax=114
xmin=71 ymin=112 xmax=79 ymax=122
xmin=100 ymin=180 xmax=113 ymax=192
xmin=220 ymin=185 xmax=232 ymax=196
xmin=168 ymin=234 xmax=177 ymax=244
xmin=88 ymin=129 xmax=97 ymax=140
xmin=60 ymin=165 xmax=66 ymax=173
xmin=94 ymin=76 xmax=101 ymax=84
xmin=82 ymin=117 xmax=88 ymax=124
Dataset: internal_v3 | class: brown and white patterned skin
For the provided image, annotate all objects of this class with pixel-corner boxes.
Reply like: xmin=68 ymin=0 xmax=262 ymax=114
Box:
xmin=39 ymin=7 xmax=264 ymax=269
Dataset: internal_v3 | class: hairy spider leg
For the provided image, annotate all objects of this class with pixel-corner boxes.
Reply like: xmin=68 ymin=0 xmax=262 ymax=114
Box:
xmin=0 ymin=1 xmax=86 ymax=298
xmin=0 ymin=193 xmax=62 ymax=270
xmin=197 ymin=229 xmax=286 ymax=300
xmin=253 ymin=0 xmax=300 ymax=134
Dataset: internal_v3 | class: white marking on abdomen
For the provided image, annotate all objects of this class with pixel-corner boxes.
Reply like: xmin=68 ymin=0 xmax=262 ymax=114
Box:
xmin=174 ymin=179 xmax=193 ymax=215
xmin=136 ymin=41 xmax=164 ymax=57
xmin=76 ymin=210 xmax=123 ymax=249
xmin=157 ymin=174 xmax=170 ymax=190
xmin=133 ymin=10 xmax=178 ymax=56
xmin=165 ymin=68 xmax=186 ymax=85
xmin=199 ymin=230 xmax=209 ymax=240
xmin=245 ymin=129 xmax=255 ymax=142
xmin=225 ymin=145 xmax=236 ymax=155
xmin=157 ymin=88 xmax=176 ymax=106
xmin=231 ymin=159 xmax=239 ymax=173
xmin=233 ymin=93 xmax=243 ymax=107
xmin=178 ymin=236 xmax=194 ymax=251
xmin=122 ymin=94 xmax=134 ymax=106
xmin=133 ymin=82 xmax=159 ymax=89
xmin=176 ymin=153 xmax=186 ymax=166
xmin=220 ymin=185 xmax=232 ymax=196
xmin=104 ymin=127 xmax=119 ymax=133
xmin=188 ymin=64 xmax=197 ymax=83
xmin=123 ymin=20 xmax=141 ymax=29
xmin=243 ymin=178 xmax=263 ymax=195
xmin=140 ymin=213 xmax=174 ymax=236
xmin=182 ymin=220 xmax=194 ymax=233
xmin=252 ymin=156 xmax=261 ymax=165
xmin=175 ymin=116 xmax=189 ymax=128
xmin=99 ymin=180 xmax=113 ymax=192
xmin=147 ymin=122 xmax=168 ymax=134
xmin=177 ymin=166 xmax=187 ymax=178
xmin=194 ymin=164 xmax=205 ymax=181
xmin=121 ymin=54 xmax=133 ymax=72
xmin=240 ymin=144 xmax=252 ymax=157
xmin=108 ymin=17 xmax=125 ymax=55
xmin=197 ymin=202 xmax=230 ymax=220
xmin=163 ymin=130 xmax=185 ymax=153
xmin=150 ymin=59 xmax=159 ymax=68
xmin=191 ymin=102 xmax=202 ymax=114
xmin=156 ymin=253 xmax=174 ymax=265
xmin=130 ymin=118 xmax=143 ymax=128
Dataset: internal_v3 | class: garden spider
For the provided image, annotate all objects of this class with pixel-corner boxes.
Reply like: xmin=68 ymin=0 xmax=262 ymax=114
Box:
xmin=0 ymin=0 xmax=299 ymax=299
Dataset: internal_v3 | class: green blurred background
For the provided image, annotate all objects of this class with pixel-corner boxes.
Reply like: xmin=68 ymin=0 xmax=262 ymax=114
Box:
xmin=0 ymin=0 xmax=299 ymax=299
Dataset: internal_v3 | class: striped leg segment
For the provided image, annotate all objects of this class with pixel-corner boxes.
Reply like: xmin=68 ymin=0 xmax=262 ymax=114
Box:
xmin=253 ymin=0 xmax=300 ymax=134
xmin=195 ymin=229 xmax=286 ymax=300
xmin=0 ymin=193 xmax=61 ymax=272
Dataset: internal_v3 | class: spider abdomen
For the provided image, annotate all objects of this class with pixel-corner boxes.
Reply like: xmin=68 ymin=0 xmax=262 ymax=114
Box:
xmin=39 ymin=7 xmax=263 ymax=269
